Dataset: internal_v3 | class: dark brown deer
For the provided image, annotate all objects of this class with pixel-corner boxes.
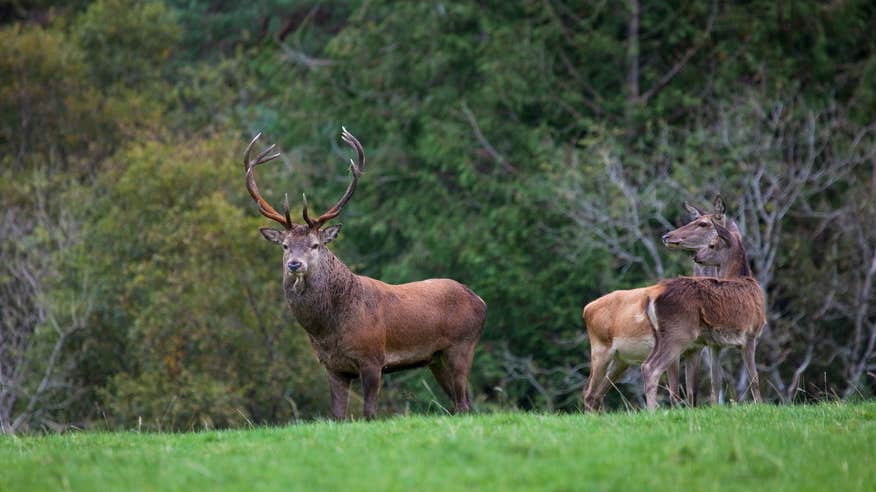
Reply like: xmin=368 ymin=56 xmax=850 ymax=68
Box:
xmin=662 ymin=195 xmax=742 ymax=405
xmin=243 ymin=129 xmax=487 ymax=420
xmin=581 ymin=196 xmax=733 ymax=410
xmin=642 ymin=218 xmax=765 ymax=410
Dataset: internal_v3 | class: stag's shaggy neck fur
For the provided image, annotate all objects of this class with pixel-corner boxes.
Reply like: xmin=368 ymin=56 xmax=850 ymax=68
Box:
xmin=283 ymin=248 xmax=361 ymax=339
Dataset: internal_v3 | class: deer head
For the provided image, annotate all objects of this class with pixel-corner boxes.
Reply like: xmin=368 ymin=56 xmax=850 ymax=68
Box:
xmin=694 ymin=218 xmax=736 ymax=266
xmin=243 ymin=128 xmax=364 ymax=280
xmin=661 ymin=194 xmax=727 ymax=250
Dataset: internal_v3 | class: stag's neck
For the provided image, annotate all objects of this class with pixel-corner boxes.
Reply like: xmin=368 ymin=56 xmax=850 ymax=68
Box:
xmin=284 ymin=252 xmax=361 ymax=338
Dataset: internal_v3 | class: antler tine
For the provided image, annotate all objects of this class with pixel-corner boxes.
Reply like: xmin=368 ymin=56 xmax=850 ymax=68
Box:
xmin=302 ymin=193 xmax=317 ymax=228
xmin=306 ymin=128 xmax=366 ymax=228
xmin=243 ymin=133 xmax=292 ymax=229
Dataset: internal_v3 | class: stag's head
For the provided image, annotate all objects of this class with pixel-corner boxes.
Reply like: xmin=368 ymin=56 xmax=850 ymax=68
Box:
xmin=661 ymin=194 xmax=727 ymax=250
xmin=693 ymin=218 xmax=737 ymax=267
xmin=243 ymin=128 xmax=364 ymax=278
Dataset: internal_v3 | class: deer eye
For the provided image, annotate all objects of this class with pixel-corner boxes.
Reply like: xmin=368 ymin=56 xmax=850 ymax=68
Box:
xmin=311 ymin=243 xmax=319 ymax=249
xmin=282 ymin=244 xmax=288 ymax=250
xmin=698 ymin=222 xmax=709 ymax=227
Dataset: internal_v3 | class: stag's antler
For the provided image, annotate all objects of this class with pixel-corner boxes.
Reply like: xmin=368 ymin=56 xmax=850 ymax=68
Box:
xmin=302 ymin=127 xmax=365 ymax=229
xmin=243 ymin=133 xmax=292 ymax=229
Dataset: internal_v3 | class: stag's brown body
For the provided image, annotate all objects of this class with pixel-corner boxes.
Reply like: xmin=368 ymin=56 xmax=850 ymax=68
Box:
xmin=283 ymin=242 xmax=486 ymax=377
xmin=243 ymin=130 xmax=486 ymax=420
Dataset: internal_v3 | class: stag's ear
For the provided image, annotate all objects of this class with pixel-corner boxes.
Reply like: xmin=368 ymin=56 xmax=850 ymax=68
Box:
xmin=713 ymin=194 xmax=726 ymax=217
xmin=320 ymin=224 xmax=342 ymax=244
xmin=684 ymin=201 xmax=705 ymax=219
xmin=710 ymin=217 xmax=734 ymax=246
xmin=260 ymin=227 xmax=285 ymax=245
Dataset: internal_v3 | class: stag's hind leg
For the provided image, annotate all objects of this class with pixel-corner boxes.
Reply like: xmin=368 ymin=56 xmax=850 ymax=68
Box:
xmin=444 ymin=342 xmax=477 ymax=413
xmin=428 ymin=352 xmax=457 ymax=411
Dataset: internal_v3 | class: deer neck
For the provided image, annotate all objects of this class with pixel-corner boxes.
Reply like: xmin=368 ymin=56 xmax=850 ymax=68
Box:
xmin=283 ymin=251 xmax=359 ymax=338
xmin=692 ymin=262 xmax=718 ymax=277
xmin=717 ymin=243 xmax=752 ymax=279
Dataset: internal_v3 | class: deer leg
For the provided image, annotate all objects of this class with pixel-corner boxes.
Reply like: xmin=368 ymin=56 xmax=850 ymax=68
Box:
xmin=744 ymin=337 xmax=761 ymax=403
xmin=583 ymin=343 xmax=613 ymax=412
xmin=642 ymin=332 xmax=691 ymax=411
xmin=445 ymin=343 xmax=476 ymax=413
xmin=592 ymin=359 xmax=630 ymax=410
xmin=327 ymin=370 xmax=351 ymax=420
xmin=359 ymin=364 xmax=382 ymax=420
xmin=428 ymin=353 xmax=457 ymax=410
xmin=684 ymin=349 xmax=702 ymax=407
xmin=709 ymin=346 xmax=722 ymax=405
xmin=667 ymin=359 xmax=681 ymax=406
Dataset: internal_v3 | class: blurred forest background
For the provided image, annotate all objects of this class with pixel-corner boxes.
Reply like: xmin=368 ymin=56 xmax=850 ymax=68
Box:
xmin=1 ymin=0 xmax=875 ymax=433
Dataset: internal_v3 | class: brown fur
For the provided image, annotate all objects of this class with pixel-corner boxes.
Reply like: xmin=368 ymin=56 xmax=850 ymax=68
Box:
xmin=582 ymin=196 xmax=733 ymax=410
xmin=246 ymin=132 xmax=486 ymax=420
xmin=642 ymin=222 xmax=765 ymax=410
xmin=581 ymin=286 xmax=675 ymax=411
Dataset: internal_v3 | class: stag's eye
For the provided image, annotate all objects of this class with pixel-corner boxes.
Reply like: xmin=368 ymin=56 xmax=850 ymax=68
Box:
xmin=699 ymin=222 xmax=709 ymax=227
xmin=311 ymin=243 xmax=319 ymax=250
xmin=282 ymin=244 xmax=288 ymax=250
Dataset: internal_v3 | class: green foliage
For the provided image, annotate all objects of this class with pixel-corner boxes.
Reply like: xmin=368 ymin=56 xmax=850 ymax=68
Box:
xmin=72 ymin=0 xmax=182 ymax=88
xmin=2 ymin=404 xmax=876 ymax=490
xmin=1 ymin=1 xmax=875 ymax=428
xmin=82 ymin=134 xmax=327 ymax=429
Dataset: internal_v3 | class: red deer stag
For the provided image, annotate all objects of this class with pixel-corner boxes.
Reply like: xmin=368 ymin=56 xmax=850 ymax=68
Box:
xmin=243 ymin=129 xmax=487 ymax=420
xmin=642 ymin=219 xmax=765 ymax=410
xmin=662 ymin=195 xmax=742 ymax=405
xmin=581 ymin=196 xmax=735 ymax=410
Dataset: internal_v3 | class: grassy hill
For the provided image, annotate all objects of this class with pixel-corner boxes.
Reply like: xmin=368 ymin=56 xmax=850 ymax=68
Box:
xmin=2 ymin=403 xmax=874 ymax=491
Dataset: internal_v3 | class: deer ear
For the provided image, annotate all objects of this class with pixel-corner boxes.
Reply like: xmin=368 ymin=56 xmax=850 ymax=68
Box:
xmin=684 ymin=201 xmax=705 ymax=219
xmin=320 ymin=224 xmax=342 ymax=244
xmin=710 ymin=217 xmax=733 ymax=246
xmin=713 ymin=194 xmax=726 ymax=217
xmin=260 ymin=227 xmax=285 ymax=245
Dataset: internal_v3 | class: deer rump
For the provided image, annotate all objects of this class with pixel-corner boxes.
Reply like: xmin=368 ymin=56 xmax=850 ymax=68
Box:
xmin=583 ymin=287 xmax=659 ymax=364
xmin=649 ymin=277 xmax=765 ymax=349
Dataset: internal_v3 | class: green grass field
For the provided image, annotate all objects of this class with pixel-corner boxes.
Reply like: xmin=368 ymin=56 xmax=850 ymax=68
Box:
xmin=1 ymin=403 xmax=874 ymax=491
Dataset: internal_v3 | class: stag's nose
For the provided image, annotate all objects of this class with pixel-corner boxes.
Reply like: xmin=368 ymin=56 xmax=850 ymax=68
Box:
xmin=287 ymin=260 xmax=303 ymax=272
xmin=662 ymin=233 xmax=671 ymax=245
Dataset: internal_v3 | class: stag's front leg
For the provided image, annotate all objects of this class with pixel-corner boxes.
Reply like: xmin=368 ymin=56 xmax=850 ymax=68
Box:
xmin=360 ymin=364 xmax=382 ymax=420
xmin=327 ymin=370 xmax=352 ymax=420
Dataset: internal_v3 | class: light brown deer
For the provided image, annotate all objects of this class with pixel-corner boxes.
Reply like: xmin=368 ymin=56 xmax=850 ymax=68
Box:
xmin=243 ymin=129 xmax=487 ymax=420
xmin=642 ymin=219 xmax=765 ymax=410
xmin=581 ymin=196 xmax=735 ymax=410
